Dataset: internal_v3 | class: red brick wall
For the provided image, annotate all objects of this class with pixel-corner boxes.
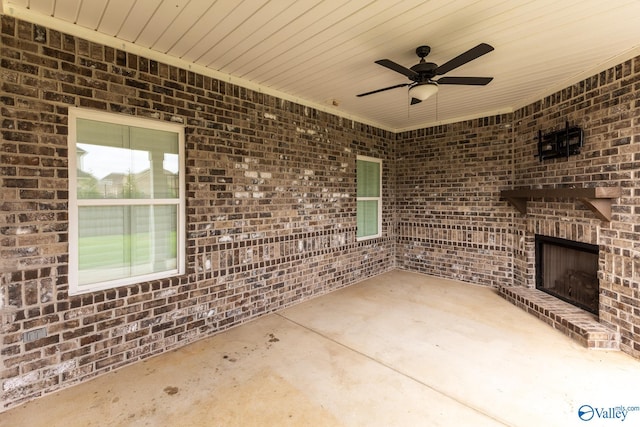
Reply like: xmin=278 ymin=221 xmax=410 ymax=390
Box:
xmin=0 ymin=16 xmax=395 ymax=410
xmin=511 ymin=57 xmax=640 ymax=358
xmin=395 ymin=117 xmax=515 ymax=287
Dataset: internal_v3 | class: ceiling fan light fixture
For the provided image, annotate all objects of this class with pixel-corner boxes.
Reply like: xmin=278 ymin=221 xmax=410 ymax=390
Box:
xmin=409 ymin=82 xmax=438 ymax=101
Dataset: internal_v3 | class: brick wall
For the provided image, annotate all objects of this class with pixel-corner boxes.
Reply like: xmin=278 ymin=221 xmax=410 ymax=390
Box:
xmin=0 ymin=16 xmax=395 ymax=410
xmin=511 ymin=56 xmax=640 ymax=358
xmin=395 ymin=117 xmax=515 ymax=287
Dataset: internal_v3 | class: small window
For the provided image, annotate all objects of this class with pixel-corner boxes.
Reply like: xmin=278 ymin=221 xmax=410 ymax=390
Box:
xmin=68 ymin=108 xmax=185 ymax=295
xmin=356 ymin=156 xmax=382 ymax=240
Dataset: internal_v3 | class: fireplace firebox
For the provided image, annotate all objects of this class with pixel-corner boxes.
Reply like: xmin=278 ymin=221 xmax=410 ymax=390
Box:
xmin=535 ymin=235 xmax=599 ymax=315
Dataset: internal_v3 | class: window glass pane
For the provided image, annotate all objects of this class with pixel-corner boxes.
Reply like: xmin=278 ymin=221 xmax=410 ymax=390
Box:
xmin=76 ymin=119 xmax=179 ymax=199
xmin=130 ymin=127 xmax=179 ymax=199
xmin=357 ymin=200 xmax=379 ymax=238
xmin=78 ymin=205 xmax=177 ymax=286
xmin=78 ymin=206 xmax=129 ymax=285
xmin=357 ymin=160 xmax=380 ymax=197
xmin=130 ymin=205 xmax=178 ymax=276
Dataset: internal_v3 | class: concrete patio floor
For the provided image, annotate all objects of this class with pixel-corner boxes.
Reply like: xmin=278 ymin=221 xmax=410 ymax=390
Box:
xmin=2 ymin=270 xmax=639 ymax=426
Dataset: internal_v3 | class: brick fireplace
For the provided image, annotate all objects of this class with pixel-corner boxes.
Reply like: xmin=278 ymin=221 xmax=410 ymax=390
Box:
xmin=489 ymin=57 xmax=640 ymax=356
xmin=535 ymin=234 xmax=599 ymax=315
xmin=499 ymin=229 xmax=620 ymax=351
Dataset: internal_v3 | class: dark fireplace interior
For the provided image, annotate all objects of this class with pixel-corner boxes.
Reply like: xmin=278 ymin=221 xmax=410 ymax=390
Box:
xmin=535 ymin=235 xmax=599 ymax=315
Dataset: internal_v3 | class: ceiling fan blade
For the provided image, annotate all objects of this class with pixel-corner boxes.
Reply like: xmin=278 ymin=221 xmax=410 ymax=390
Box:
xmin=375 ymin=59 xmax=418 ymax=79
xmin=410 ymin=97 xmax=422 ymax=105
xmin=435 ymin=43 xmax=494 ymax=75
xmin=436 ymin=76 xmax=493 ymax=85
xmin=356 ymin=83 xmax=410 ymax=97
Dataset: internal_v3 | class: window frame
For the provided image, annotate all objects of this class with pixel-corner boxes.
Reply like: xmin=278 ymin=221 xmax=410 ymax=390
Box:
xmin=356 ymin=155 xmax=383 ymax=241
xmin=68 ymin=107 xmax=186 ymax=295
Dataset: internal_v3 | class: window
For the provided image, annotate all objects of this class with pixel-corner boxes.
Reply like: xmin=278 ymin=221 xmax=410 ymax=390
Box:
xmin=68 ymin=108 xmax=185 ymax=295
xmin=356 ymin=156 xmax=382 ymax=240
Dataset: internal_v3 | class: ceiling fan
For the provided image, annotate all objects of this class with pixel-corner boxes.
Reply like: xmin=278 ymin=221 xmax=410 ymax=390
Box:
xmin=357 ymin=43 xmax=494 ymax=105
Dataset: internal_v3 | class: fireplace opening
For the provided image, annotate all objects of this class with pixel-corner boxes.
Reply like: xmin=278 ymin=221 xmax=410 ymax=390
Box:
xmin=535 ymin=235 xmax=599 ymax=315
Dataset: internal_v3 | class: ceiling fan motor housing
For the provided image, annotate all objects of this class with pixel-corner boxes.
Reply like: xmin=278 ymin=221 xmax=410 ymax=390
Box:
xmin=410 ymin=62 xmax=438 ymax=82
xmin=411 ymin=45 xmax=437 ymax=82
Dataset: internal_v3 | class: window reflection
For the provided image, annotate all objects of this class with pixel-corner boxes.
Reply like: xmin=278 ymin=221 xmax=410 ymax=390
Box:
xmin=75 ymin=119 xmax=179 ymax=199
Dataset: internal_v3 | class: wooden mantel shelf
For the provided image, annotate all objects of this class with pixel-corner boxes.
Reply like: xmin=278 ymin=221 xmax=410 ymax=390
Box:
xmin=500 ymin=187 xmax=621 ymax=221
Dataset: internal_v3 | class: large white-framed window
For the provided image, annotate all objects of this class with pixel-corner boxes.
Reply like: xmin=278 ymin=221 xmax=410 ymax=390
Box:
xmin=356 ymin=155 xmax=382 ymax=240
xmin=68 ymin=108 xmax=185 ymax=295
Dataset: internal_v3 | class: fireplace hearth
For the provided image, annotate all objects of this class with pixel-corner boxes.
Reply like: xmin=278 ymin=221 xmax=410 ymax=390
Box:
xmin=535 ymin=235 xmax=599 ymax=315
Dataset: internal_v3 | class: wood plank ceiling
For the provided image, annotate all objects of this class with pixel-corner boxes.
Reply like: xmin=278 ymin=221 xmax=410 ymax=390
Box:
xmin=3 ymin=0 xmax=640 ymax=131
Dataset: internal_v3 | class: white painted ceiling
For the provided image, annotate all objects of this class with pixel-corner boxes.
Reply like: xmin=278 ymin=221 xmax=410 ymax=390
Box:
xmin=3 ymin=0 xmax=640 ymax=131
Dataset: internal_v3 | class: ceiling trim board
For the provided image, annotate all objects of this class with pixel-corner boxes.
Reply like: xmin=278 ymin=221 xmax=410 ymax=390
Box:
xmin=394 ymin=107 xmax=515 ymax=133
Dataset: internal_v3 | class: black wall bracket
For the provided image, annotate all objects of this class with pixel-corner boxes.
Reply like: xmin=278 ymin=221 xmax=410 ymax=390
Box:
xmin=535 ymin=121 xmax=583 ymax=161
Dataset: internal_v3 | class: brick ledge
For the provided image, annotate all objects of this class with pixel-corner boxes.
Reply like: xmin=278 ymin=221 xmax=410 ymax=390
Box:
xmin=499 ymin=286 xmax=620 ymax=350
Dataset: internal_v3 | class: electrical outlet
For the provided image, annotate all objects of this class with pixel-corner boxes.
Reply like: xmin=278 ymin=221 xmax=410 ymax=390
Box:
xmin=23 ymin=327 xmax=47 ymax=343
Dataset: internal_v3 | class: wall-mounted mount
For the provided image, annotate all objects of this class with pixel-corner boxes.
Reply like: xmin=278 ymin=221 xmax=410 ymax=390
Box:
xmin=535 ymin=121 xmax=583 ymax=161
